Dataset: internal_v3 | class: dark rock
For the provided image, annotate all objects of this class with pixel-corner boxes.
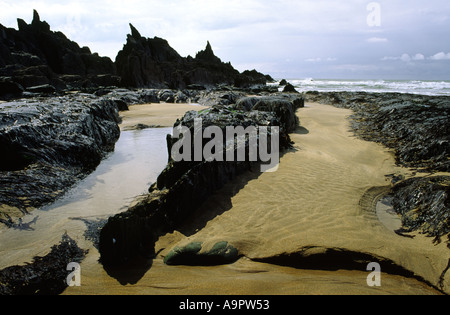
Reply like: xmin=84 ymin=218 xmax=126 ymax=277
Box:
xmin=0 ymin=77 xmax=23 ymax=99
xmin=391 ymin=176 xmax=449 ymax=245
xmin=0 ymin=233 xmax=87 ymax=295
xmin=25 ymin=84 xmax=56 ymax=94
xmin=115 ymin=24 xmax=271 ymax=90
xmin=164 ymin=241 xmax=239 ymax=266
xmin=0 ymin=94 xmax=121 ymax=218
xmin=279 ymin=79 xmax=288 ymax=86
xmin=0 ymin=10 xmax=118 ymax=99
xmin=283 ymin=83 xmax=298 ymax=93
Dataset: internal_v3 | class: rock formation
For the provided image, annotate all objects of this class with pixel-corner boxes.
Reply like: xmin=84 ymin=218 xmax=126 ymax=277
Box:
xmin=0 ymin=10 xmax=119 ymax=99
xmin=115 ymin=24 xmax=272 ymax=90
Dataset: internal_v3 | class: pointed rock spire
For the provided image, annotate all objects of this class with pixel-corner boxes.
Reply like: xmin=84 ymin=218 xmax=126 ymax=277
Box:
xmin=32 ymin=9 xmax=41 ymax=25
xmin=129 ymin=23 xmax=141 ymax=39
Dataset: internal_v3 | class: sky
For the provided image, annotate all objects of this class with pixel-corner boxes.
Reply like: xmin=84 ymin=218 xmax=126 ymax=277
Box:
xmin=1 ymin=0 xmax=450 ymax=80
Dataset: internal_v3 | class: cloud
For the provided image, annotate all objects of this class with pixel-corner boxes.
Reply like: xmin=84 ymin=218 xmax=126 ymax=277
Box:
xmin=382 ymin=53 xmax=426 ymax=62
xmin=366 ymin=37 xmax=388 ymax=43
xmin=429 ymin=52 xmax=450 ymax=60
xmin=305 ymin=57 xmax=337 ymax=63
xmin=383 ymin=52 xmax=449 ymax=62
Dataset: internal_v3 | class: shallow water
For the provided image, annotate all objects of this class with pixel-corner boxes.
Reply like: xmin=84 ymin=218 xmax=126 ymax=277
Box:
xmin=0 ymin=127 xmax=170 ymax=269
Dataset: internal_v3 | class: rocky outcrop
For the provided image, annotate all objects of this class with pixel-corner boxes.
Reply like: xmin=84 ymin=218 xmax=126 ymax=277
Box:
xmin=115 ymin=24 xmax=272 ymax=90
xmin=0 ymin=93 xmax=124 ymax=223
xmin=391 ymin=176 xmax=449 ymax=246
xmin=0 ymin=10 xmax=119 ymax=100
xmin=99 ymin=95 xmax=304 ymax=266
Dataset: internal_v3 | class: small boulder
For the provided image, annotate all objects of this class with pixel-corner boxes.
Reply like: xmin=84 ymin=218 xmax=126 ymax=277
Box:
xmin=164 ymin=241 xmax=239 ymax=266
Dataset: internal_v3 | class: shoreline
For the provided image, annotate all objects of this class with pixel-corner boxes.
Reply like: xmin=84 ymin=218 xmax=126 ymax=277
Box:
xmin=64 ymin=100 xmax=448 ymax=295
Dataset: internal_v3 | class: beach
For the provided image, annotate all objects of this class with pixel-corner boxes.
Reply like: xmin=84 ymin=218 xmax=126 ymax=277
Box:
xmin=63 ymin=101 xmax=448 ymax=295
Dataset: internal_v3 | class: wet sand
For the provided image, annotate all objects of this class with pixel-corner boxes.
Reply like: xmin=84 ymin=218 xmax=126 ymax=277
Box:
xmin=64 ymin=102 xmax=449 ymax=295
xmin=119 ymin=103 xmax=204 ymax=130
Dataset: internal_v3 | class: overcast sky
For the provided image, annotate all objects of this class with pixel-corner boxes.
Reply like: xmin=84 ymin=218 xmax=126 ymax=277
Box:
xmin=1 ymin=0 xmax=450 ymax=80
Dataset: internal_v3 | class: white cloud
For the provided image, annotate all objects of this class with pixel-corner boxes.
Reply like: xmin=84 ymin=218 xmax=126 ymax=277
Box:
xmin=412 ymin=53 xmax=425 ymax=61
xmin=429 ymin=52 xmax=450 ymax=60
xmin=305 ymin=57 xmax=337 ymax=63
xmin=366 ymin=37 xmax=388 ymax=43
xmin=382 ymin=53 xmax=425 ymax=62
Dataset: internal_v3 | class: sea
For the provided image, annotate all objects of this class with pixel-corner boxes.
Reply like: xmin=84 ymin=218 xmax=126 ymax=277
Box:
xmin=270 ymin=79 xmax=450 ymax=96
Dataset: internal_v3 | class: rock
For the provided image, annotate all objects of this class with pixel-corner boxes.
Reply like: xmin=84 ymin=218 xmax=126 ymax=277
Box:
xmin=0 ymin=233 xmax=87 ymax=295
xmin=234 ymin=94 xmax=305 ymax=133
xmin=164 ymin=241 xmax=239 ymax=266
xmin=279 ymin=79 xmax=288 ymax=86
xmin=391 ymin=176 xmax=450 ymax=246
xmin=0 ymin=10 xmax=118 ymax=99
xmin=0 ymin=93 xmax=122 ymax=218
xmin=283 ymin=83 xmax=298 ymax=93
xmin=115 ymin=24 xmax=272 ymax=90
xmin=0 ymin=77 xmax=23 ymax=99
xmin=25 ymin=84 xmax=56 ymax=94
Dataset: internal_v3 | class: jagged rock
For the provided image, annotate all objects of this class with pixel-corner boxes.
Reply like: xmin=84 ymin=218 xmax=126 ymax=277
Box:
xmin=115 ymin=24 xmax=272 ymax=90
xmin=0 ymin=10 xmax=118 ymax=99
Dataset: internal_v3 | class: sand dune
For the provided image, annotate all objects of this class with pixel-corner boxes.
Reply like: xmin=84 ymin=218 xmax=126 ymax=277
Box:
xmin=64 ymin=102 xmax=449 ymax=295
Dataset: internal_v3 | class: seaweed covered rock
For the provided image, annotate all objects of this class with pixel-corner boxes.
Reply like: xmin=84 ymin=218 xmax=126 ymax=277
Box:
xmin=0 ymin=94 xmax=123 ymax=222
xmin=391 ymin=176 xmax=449 ymax=246
xmin=0 ymin=233 xmax=87 ymax=295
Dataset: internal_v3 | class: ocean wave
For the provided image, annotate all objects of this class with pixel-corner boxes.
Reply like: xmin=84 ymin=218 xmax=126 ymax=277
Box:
xmin=277 ymin=79 xmax=450 ymax=96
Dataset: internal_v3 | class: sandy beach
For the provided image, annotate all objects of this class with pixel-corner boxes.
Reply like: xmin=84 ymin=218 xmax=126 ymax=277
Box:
xmin=62 ymin=102 xmax=449 ymax=295
xmin=119 ymin=103 xmax=205 ymax=130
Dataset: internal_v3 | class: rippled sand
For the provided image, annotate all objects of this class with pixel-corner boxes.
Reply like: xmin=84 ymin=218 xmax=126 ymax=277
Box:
xmin=64 ymin=102 xmax=449 ymax=295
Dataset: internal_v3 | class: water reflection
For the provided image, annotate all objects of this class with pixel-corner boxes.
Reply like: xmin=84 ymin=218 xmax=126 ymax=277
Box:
xmin=0 ymin=128 xmax=170 ymax=268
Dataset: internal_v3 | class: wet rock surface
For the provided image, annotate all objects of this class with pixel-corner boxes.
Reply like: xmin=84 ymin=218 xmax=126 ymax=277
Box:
xmin=99 ymin=94 xmax=304 ymax=267
xmin=304 ymin=91 xmax=450 ymax=248
xmin=0 ymin=233 xmax=87 ymax=295
xmin=0 ymin=93 xmax=123 ymax=223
